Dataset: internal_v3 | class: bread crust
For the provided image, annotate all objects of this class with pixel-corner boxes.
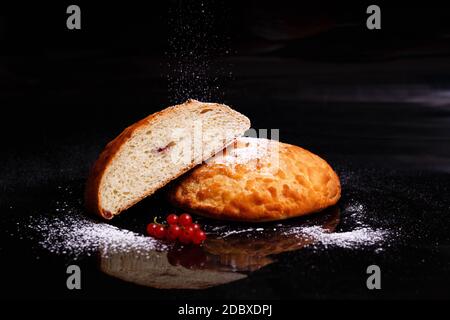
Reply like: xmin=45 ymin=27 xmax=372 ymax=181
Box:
xmin=85 ymin=99 xmax=250 ymax=219
xmin=169 ymin=138 xmax=341 ymax=222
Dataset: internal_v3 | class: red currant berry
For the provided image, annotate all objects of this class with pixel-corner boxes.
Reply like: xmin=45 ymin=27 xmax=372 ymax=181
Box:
xmin=166 ymin=224 xmax=181 ymax=241
xmin=191 ymin=223 xmax=201 ymax=231
xmin=192 ymin=230 xmax=207 ymax=245
xmin=153 ymin=225 xmax=167 ymax=239
xmin=185 ymin=225 xmax=195 ymax=235
xmin=146 ymin=223 xmax=158 ymax=236
xmin=178 ymin=231 xmax=192 ymax=244
xmin=179 ymin=213 xmax=193 ymax=227
xmin=166 ymin=214 xmax=178 ymax=225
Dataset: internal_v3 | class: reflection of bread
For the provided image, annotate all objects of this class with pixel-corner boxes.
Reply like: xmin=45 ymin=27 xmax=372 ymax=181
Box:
xmin=99 ymin=209 xmax=339 ymax=285
xmin=85 ymin=99 xmax=250 ymax=219
xmin=99 ymin=250 xmax=246 ymax=289
xmin=169 ymin=137 xmax=340 ymax=222
xmin=204 ymin=208 xmax=340 ymax=271
xmin=99 ymin=209 xmax=339 ymax=288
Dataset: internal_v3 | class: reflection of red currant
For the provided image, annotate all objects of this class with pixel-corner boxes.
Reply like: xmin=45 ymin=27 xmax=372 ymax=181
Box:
xmin=146 ymin=223 xmax=158 ymax=237
xmin=167 ymin=246 xmax=207 ymax=269
xmin=166 ymin=214 xmax=178 ymax=225
xmin=191 ymin=223 xmax=201 ymax=231
xmin=179 ymin=213 xmax=193 ymax=227
xmin=180 ymin=247 xmax=207 ymax=269
xmin=166 ymin=224 xmax=181 ymax=241
xmin=167 ymin=250 xmax=181 ymax=266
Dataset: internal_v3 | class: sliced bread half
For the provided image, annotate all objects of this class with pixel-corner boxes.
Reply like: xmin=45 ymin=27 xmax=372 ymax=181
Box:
xmin=85 ymin=99 xmax=250 ymax=219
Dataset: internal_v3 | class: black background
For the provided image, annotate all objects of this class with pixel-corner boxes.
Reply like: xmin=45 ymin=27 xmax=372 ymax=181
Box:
xmin=2 ymin=0 xmax=450 ymax=194
xmin=1 ymin=1 xmax=450 ymax=301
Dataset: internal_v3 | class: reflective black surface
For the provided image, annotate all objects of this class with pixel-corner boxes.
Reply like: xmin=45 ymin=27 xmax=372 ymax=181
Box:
xmin=1 ymin=1 xmax=450 ymax=300
xmin=2 ymin=153 xmax=450 ymax=299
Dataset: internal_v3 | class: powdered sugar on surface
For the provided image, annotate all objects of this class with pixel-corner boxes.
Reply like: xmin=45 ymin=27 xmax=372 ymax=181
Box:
xmin=24 ymin=204 xmax=166 ymax=259
xmin=292 ymin=202 xmax=390 ymax=249
xmin=208 ymin=201 xmax=392 ymax=250
xmin=212 ymin=224 xmax=389 ymax=249
xmin=284 ymin=226 xmax=388 ymax=249
xmin=20 ymin=183 xmax=392 ymax=260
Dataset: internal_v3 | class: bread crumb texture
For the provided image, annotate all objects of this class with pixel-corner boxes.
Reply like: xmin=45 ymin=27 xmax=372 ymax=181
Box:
xmin=86 ymin=99 xmax=250 ymax=218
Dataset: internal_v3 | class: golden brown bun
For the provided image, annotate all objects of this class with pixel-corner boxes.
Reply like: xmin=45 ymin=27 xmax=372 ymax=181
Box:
xmin=169 ymin=137 xmax=341 ymax=222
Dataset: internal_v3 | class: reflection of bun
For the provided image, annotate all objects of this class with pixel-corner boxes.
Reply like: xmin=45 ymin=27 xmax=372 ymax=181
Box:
xmin=169 ymin=137 xmax=341 ymax=222
xmin=85 ymin=99 xmax=250 ymax=219
xmin=99 ymin=250 xmax=246 ymax=289
xmin=204 ymin=208 xmax=340 ymax=271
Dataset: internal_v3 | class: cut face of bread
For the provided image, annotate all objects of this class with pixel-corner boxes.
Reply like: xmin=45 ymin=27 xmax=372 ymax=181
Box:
xmin=85 ymin=99 xmax=250 ymax=219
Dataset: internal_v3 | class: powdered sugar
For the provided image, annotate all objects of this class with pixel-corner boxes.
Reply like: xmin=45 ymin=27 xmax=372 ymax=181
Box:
xmin=206 ymin=137 xmax=279 ymax=170
xmin=20 ymin=181 xmax=390 ymax=260
xmin=217 ymin=228 xmax=261 ymax=238
xmin=25 ymin=205 xmax=166 ymax=259
xmin=285 ymin=201 xmax=389 ymax=249
xmin=205 ymin=201 xmax=391 ymax=249
xmin=211 ymin=224 xmax=388 ymax=249
xmin=284 ymin=226 xmax=388 ymax=249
